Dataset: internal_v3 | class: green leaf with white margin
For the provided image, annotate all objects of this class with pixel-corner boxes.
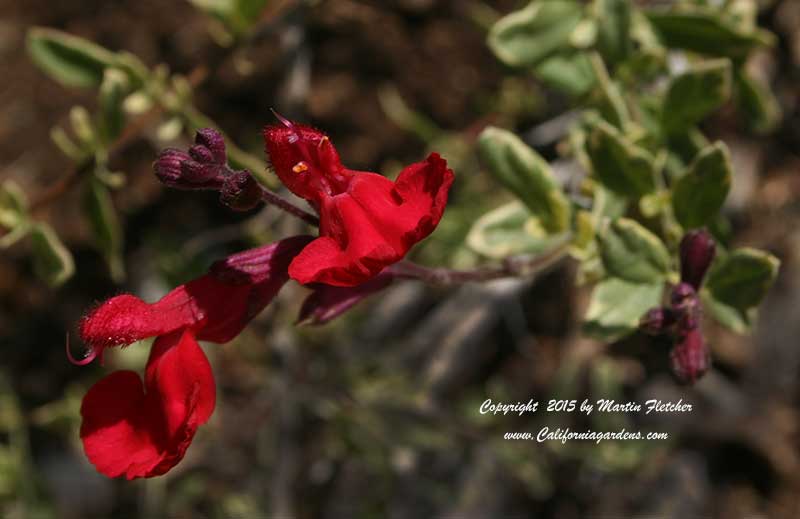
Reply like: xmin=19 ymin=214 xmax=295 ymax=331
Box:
xmin=27 ymin=27 xmax=119 ymax=88
xmin=584 ymin=277 xmax=663 ymax=341
xmin=646 ymin=6 xmax=775 ymax=60
xmin=84 ymin=177 xmax=125 ymax=282
xmin=701 ymin=291 xmax=751 ymax=334
xmin=0 ymin=181 xmax=31 ymax=249
xmin=488 ymin=0 xmax=584 ymax=69
xmin=477 ymin=127 xmax=571 ymax=233
xmin=662 ymin=59 xmax=732 ymax=135
xmin=598 ymin=218 xmax=671 ymax=283
xmin=594 ymin=0 xmax=632 ymax=65
xmin=467 ymin=200 xmax=566 ymax=259
xmin=706 ymin=247 xmax=779 ymax=311
xmin=585 ymin=118 xmax=657 ymax=197
xmin=702 ymin=247 xmax=779 ymax=333
xmin=98 ymin=68 xmax=130 ymax=143
xmin=589 ymin=53 xmax=630 ymax=129
xmin=0 ymin=181 xmax=28 ymax=230
xmin=30 ymin=223 xmax=75 ymax=287
xmin=534 ymin=52 xmax=595 ymax=97
xmin=735 ymin=68 xmax=780 ymax=135
xmin=671 ymin=141 xmax=731 ymax=229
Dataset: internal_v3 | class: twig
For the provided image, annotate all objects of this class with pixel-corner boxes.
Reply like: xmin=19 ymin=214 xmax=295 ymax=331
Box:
xmin=391 ymin=237 xmax=572 ymax=285
xmin=258 ymin=186 xmax=319 ymax=226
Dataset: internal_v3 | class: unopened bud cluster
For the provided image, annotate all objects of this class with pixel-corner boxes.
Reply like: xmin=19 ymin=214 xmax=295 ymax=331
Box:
xmin=640 ymin=229 xmax=716 ymax=384
xmin=154 ymin=128 xmax=262 ymax=211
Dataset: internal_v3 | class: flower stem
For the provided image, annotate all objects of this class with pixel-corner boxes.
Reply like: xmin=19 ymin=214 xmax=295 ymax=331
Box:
xmin=258 ymin=187 xmax=320 ymax=226
xmin=391 ymin=237 xmax=572 ymax=285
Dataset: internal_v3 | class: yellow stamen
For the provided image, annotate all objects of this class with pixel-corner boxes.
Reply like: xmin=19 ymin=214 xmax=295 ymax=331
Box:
xmin=293 ymin=162 xmax=309 ymax=173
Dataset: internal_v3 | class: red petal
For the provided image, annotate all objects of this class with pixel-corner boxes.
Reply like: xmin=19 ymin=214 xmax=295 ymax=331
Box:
xmin=288 ymin=155 xmax=454 ymax=287
xmin=289 ymin=193 xmax=398 ymax=286
xmin=391 ymin=153 xmax=454 ymax=245
xmin=80 ymin=329 xmax=215 ymax=479
xmin=79 ymin=285 xmax=209 ymax=350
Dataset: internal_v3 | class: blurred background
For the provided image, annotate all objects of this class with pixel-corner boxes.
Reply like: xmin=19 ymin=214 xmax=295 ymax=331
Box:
xmin=1 ymin=0 xmax=800 ymax=517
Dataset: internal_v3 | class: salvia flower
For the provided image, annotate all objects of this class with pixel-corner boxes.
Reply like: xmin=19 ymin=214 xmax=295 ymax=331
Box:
xmin=263 ymin=117 xmax=455 ymax=287
xmin=75 ymin=236 xmax=311 ymax=479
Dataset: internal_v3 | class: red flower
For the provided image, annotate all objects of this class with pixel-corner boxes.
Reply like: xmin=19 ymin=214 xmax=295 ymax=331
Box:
xmin=264 ymin=118 xmax=454 ymax=287
xmin=76 ymin=236 xmax=311 ymax=479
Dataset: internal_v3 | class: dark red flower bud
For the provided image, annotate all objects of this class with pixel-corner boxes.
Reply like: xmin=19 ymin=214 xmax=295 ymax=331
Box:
xmin=670 ymin=282 xmax=695 ymax=306
xmin=189 ymin=144 xmax=215 ymax=164
xmin=297 ymin=271 xmax=394 ymax=325
xmin=680 ymin=229 xmax=716 ymax=289
xmin=669 ymin=328 xmax=710 ymax=384
xmin=180 ymin=159 xmax=222 ymax=185
xmin=154 ymin=148 xmax=224 ymax=190
xmin=219 ymin=171 xmax=262 ymax=211
xmin=670 ymin=282 xmax=701 ymax=331
xmin=153 ymin=148 xmax=190 ymax=186
xmin=195 ymin=128 xmax=226 ymax=164
xmin=640 ymin=307 xmax=675 ymax=336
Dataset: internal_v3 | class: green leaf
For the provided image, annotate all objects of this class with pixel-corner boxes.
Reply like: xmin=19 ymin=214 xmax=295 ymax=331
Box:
xmin=671 ymin=141 xmax=731 ymax=229
xmin=594 ymin=0 xmax=632 ymax=65
xmin=98 ymin=68 xmax=129 ymax=142
xmin=477 ymin=127 xmax=571 ymax=233
xmin=84 ymin=178 xmax=125 ymax=282
xmin=589 ymin=54 xmax=630 ymax=129
xmin=27 ymin=27 xmax=118 ymax=88
xmin=662 ymin=59 xmax=732 ymax=134
xmin=488 ymin=1 xmax=584 ymax=69
xmin=735 ymin=68 xmax=780 ymax=135
xmin=466 ymin=201 xmax=566 ymax=259
xmin=701 ymin=290 xmax=751 ymax=333
xmin=534 ymin=52 xmax=596 ymax=97
xmin=646 ymin=7 xmax=774 ymax=60
xmin=570 ymin=18 xmax=598 ymax=49
xmin=592 ymin=185 xmax=629 ymax=220
xmin=189 ymin=0 xmax=267 ymax=34
xmin=30 ymin=223 xmax=75 ymax=287
xmin=69 ymin=106 xmax=97 ymax=148
xmin=585 ymin=118 xmax=657 ymax=197
xmin=666 ymin=126 xmax=709 ymax=166
xmin=598 ymin=218 xmax=671 ymax=283
xmin=706 ymin=248 xmax=779 ymax=312
xmin=0 ymin=181 xmax=29 ymax=230
xmin=584 ymin=277 xmax=663 ymax=341
xmin=50 ymin=126 xmax=86 ymax=161
xmin=233 ymin=0 xmax=269 ymax=25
